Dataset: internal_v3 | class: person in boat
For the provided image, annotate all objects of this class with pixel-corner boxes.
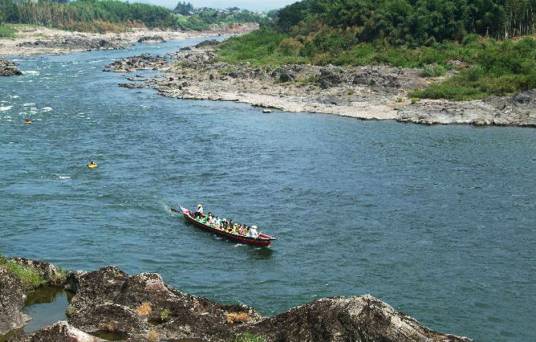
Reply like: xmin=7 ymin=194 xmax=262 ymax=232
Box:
xmin=238 ymin=225 xmax=245 ymax=236
xmin=194 ymin=204 xmax=204 ymax=219
xmin=248 ymin=225 xmax=259 ymax=238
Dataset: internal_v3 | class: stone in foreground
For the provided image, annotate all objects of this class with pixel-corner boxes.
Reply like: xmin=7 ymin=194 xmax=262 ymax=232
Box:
xmin=0 ymin=60 xmax=22 ymax=76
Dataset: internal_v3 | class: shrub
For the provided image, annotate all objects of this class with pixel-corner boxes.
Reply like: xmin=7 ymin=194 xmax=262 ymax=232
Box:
xmin=421 ymin=64 xmax=447 ymax=77
xmin=0 ymin=24 xmax=15 ymax=38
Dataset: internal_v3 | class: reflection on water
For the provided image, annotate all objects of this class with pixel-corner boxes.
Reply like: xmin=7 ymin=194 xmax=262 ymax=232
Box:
xmin=23 ymin=287 xmax=71 ymax=333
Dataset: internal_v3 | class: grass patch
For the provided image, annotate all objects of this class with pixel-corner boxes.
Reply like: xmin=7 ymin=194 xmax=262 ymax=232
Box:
xmin=0 ymin=257 xmax=46 ymax=289
xmin=0 ymin=24 xmax=16 ymax=38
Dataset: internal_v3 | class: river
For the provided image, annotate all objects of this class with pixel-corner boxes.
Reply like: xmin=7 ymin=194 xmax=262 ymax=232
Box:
xmin=1 ymin=38 xmax=535 ymax=341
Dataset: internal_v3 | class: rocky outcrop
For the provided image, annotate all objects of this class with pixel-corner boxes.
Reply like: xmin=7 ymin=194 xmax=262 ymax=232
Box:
xmin=137 ymin=35 xmax=165 ymax=44
xmin=24 ymin=321 xmax=104 ymax=342
xmin=0 ymin=59 xmax=22 ymax=76
xmin=0 ymin=269 xmax=27 ymax=335
xmin=17 ymin=36 xmax=126 ymax=51
xmin=66 ymin=267 xmax=261 ymax=341
xmin=398 ymin=93 xmax=536 ymax=126
xmin=245 ymin=295 xmax=470 ymax=342
xmin=104 ymin=54 xmax=168 ymax=73
xmin=1 ymin=259 xmax=471 ymax=341
xmin=63 ymin=266 xmax=469 ymax=342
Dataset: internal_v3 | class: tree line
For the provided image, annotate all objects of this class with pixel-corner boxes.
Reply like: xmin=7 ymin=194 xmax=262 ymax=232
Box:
xmin=275 ymin=0 xmax=536 ymax=45
xmin=0 ymin=0 xmax=267 ymax=32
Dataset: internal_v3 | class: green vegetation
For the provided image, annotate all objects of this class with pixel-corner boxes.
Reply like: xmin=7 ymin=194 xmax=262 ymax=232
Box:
xmin=218 ymin=0 xmax=536 ymax=101
xmin=233 ymin=332 xmax=267 ymax=342
xmin=0 ymin=0 xmax=267 ymax=33
xmin=0 ymin=23 xmax=15 ymax=38
xmin=175 ymin=6 xmax=268 ymax=31
xmin=0 ymin=256 xmax=46 ymax=289
xmin=160 ymin=308 xmax=171 ymax=322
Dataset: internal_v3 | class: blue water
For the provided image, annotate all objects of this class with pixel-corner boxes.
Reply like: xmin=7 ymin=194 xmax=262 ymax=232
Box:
xmin=1 ymin=39 xmax=535 ymax=341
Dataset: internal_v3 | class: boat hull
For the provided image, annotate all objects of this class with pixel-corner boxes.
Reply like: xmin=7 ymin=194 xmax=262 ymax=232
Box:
xmin=180 ymin=209 xmax=274 ymax=247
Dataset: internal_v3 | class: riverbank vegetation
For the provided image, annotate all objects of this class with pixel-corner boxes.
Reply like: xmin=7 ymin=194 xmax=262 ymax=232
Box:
xmin=0 ymin=0 xmax=266 ymax=33
xmin=0 ymin=24 xmax=15 ymax=37
xmin=218 ymin=0 xmax=536 ymax=101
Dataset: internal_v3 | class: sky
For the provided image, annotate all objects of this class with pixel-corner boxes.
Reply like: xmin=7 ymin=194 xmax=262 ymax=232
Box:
xmin=136 ymin=0 xmax=297 ymax=11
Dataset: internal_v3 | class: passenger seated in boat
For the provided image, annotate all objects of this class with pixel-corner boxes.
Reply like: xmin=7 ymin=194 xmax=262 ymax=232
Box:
xmin=194 ymin=204 xmax=204 ymax=219
xmin=248 ymin=225 xmax=259 ymax=238
xmin=238 ymin=225 xmax=245 ymax=236
xmin=207 ymin=212 xmax=215 ymax=225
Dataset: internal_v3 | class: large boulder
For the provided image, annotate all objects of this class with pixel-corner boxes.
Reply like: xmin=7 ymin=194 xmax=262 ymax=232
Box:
xmin=0 ymin=268 xmax=27 ymax=335
xmin=244 ymin=295 xmax=471 ymax=342
xmin=0 ymin=59 xmax=22 ymax=76
xmin=67 ymin=267 xmax=260 ymax=341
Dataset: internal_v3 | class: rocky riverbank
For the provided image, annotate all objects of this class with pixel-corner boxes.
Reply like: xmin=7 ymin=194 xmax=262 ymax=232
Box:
xmin=109 ymin=44 xmax=536 ymax=127
xmin=0 ymin=24 xmax=257 ymax=57
xmin=0 ymin=257 xmax=471 ymax=341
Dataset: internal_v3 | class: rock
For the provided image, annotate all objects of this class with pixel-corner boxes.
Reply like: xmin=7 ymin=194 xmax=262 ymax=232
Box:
xmin=67 ymin=267 xmax=261 ymax=341
xmin=104 ymin=54 xmax=167 ymax=73
xmin=25 ymin=321 xmax=104 ymax=342
xmin=0 ymin=59 xmax=22 ymax=76
xmin=512 ymin=89 xmax=536 ymax=106
xmin=119 ymin=83 xmax=146 ymax=89
xmin=317 ymin=67 xmax=343 ymax=89
xmin=137 ymin=35 xmax=165 ymax=44
xmin=271 ymin=68 xmax=296 ymax=83
xmin=17 ymin=36 xmax=126 ymax=51
xmin=245 ymin=295 xmax=471 ymax=342
xmin=64 ymin=266 xmax=470 ymax=342
xmin=0 ymin=268 xmax=27 ymax=335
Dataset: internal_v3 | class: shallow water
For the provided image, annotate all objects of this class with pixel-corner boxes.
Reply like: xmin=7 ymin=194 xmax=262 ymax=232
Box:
xmin=23 ymin=287 xmax=70 ymax=333
xmin=1 ymin=39 xmax=535 ymax=341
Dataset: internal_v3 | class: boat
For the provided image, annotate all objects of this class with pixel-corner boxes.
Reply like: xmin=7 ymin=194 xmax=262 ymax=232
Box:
xmin=87 ymin=161 xmax=97 ymax=169
xmin=172 ymin=206 xmax=276 ymax=247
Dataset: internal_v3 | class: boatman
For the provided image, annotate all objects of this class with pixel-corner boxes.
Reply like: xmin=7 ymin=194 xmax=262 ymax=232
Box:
xmin=194 ymin=203 xmax=204 ymax=219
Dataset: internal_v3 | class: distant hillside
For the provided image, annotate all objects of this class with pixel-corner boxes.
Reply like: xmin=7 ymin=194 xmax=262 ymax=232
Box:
xmin=218 ymin=0 xmax=536 ymax=101
xmin=0 ymin=0 xmax=267 ymax=33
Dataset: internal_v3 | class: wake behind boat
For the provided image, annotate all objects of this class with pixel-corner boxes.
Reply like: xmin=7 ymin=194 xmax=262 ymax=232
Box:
xmin=172 ymin=205 xmax=276 ymax=247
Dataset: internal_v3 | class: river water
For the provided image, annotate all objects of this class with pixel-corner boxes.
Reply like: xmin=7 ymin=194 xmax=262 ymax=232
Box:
xmin=1 ymin=38 xmax=535 ymax=341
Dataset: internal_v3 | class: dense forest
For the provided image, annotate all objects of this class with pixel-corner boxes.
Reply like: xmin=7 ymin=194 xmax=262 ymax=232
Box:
xmin=276 ymin=0 xmax=536 ymax=45
xmin=218 ymin=0 xmax=536 ymax=100
xmin=0 ymin=0 xmax=266 ymax=32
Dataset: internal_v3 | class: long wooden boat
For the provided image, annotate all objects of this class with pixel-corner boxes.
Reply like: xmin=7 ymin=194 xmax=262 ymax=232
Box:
xmin=172 ymin=207 xmax=276 ymax=247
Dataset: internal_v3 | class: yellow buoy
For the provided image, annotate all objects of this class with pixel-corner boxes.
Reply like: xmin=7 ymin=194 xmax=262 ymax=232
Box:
xmin=87 ymin=162 xmax=98 ymax=169
xmin=24 ymin=118 xmax=32 ymax=125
